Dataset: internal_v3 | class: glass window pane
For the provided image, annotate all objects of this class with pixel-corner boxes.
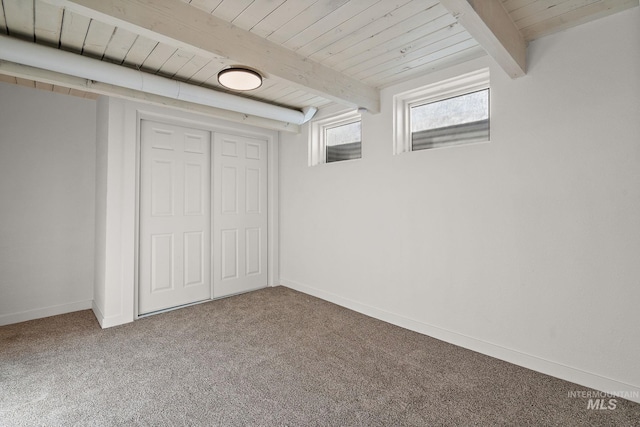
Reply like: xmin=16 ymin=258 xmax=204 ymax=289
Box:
xmin=411 ymin=89 xmax=488 ymax=132
xmin=325 ymin=121 xmax=361 ymax=163
xmin=326 ymin=121 xmax=361 ymax=146
xmin=410 ymin=89 xmax=489 ymax=150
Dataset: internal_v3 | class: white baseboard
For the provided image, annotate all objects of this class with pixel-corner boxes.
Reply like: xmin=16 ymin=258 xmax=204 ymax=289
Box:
xmin=280 ymin=278 xmax=640 ymax=404
xmin=91 ymin=301 xmax=107 ymax=328
xmin=91 ymin=301 xmax=133 ymax=329
xmin=0 ymin=300 xmax=93 ymax=326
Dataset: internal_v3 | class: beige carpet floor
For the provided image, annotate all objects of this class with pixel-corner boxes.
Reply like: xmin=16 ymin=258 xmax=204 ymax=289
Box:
xmin=1 ymin=286 xmax=638 ymax=426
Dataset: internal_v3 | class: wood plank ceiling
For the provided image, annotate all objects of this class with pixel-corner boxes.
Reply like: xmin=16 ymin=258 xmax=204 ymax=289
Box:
xmin=0 ymin=0 xmax=637 ymax=115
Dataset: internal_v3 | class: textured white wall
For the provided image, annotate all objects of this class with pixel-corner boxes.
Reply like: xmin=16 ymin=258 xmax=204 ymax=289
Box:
xmin=279 ymin=8 xmax=640 ymax=398
xmin=0 ymin=83 xmax=96 ymax=325
xmin=93 ymin=95 xmax=109 ymax=322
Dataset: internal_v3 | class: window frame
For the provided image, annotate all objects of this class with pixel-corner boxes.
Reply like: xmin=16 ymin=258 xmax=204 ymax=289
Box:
xmin=393 ymin=68 xmax=490 ymax=155
xmin=309 ymin=110 xmax=362 ymax=166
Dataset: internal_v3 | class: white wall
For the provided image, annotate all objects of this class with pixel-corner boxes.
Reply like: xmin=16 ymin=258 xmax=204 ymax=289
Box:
xmin=0 ymin=83 xmax=96 ymax=325
xmin=93 ymin=96 xmax=135 ymax=328
xmin=279 ymin=8 xmax=640 ymax=400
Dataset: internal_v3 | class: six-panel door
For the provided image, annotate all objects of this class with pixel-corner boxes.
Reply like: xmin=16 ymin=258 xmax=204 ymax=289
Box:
xmin=139 ymin=120 xmax=212 ymax=315
xmin=213 ymin=133 xmax=268 ymax=298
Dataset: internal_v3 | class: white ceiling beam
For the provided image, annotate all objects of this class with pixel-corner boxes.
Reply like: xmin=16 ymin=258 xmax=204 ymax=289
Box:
xmin=0 ymin=60 xmax=300 ymax=133
xmin=45 ymin=0 xmax=380 ymax=113
xmin=440 ymin=0 xmax=527 ymax=78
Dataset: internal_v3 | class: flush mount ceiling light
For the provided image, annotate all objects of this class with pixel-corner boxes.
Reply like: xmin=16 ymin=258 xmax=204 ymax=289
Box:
xmin=217 ymin=67 xmax=263 ymax=91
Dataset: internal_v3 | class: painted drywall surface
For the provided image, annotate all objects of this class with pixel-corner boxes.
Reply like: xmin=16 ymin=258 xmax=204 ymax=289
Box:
xmin=93 ymin=97 xmax=135 ymax=328
xmin=279 ymin=8 xmax=640 ymax=392
xmin=93 ymin=95 xmax=109 ymax=321
xmin=0 ymin=83 xmax=96 ymax=325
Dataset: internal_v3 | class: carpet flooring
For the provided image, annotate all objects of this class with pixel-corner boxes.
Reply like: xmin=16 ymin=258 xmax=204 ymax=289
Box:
xmin=1 ymin=286 xmax=638 ymax=426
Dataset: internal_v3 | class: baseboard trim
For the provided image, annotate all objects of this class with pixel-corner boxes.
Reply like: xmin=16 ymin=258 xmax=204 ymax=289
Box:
xmin=91 ymin=301 xmax=107 ymax=328
xmin=92 ymin=301 xmax=133 ymax=329
xmin=280 ymin=279 xmax=640 ymax=404
xmin=0 ymin=300 xmax=93 ymax=326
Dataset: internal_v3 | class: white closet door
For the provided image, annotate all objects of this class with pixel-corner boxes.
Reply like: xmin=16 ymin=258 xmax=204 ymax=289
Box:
xmin=213 ymin=133 xmax=268 ymax=298
xmin=139 ymin=120 xmax=211 ymax=315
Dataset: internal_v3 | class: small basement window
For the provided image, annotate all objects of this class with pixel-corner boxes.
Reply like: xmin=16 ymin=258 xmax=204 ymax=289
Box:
xmin=309 ymin=111 xmax=361 ymax=166
xmin=411 ymin=89 xmax=489 ymax=151
xmin=394 ymin=68 xmax=490 ymax=154
xmin=325 ymin=121 xmax=361 ymax=163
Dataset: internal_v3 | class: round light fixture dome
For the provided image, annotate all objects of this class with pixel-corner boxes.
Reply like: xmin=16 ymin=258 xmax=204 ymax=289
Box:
xmin=217 ymin=67 xmax=262 ymax=91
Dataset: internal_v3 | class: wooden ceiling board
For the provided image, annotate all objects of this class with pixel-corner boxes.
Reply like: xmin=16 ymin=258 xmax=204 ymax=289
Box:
xmin=305 ymin=96 xmax=333 ymax=108
xmin=232 ymin=79 xmax=298 ymax=104
xmin=329 ymin=11 xmax=457 ymax=73
xmin=156 ymin=48 xmax=196 ymax=79
xmin=242 ymin=78 xmax=333 ymax=108
xmin=82 ymin=19 xmax=115 ymax=59
xmin=0 ymin=1 xmax=7 ymax=34
xmin=59 ymin=10 xmax=91 ymax=53
xmin=266 ymin=86 xmax=302 ymax=105
xmin=0 ymin=73 xmax=17 ymax=84
xmin=3 ymin=0 xmax=34 ymax=40
xmin=352 ymin=29 xmax=474 ymax=80
xmin=122 ymin=35 xmax=158 ymax=67
xmin=372 ymin=44 xmax=486 ymax=87
xmin=265 ymin=0 xmax=352 ymax=45
xmin=319 ymin=4 xmax=451 ymax=70
xmin=15 ymin=76 xmax=36 ymax=88
xmin=68 ymin=87 xmax=87 ymax=97
xmin=172 ymin=55 xmax=212 ymax=82
xmin=276 ymin=90 xmax=325 ymax=105
xmin=187 ymin=0 xmax=224 ymax=14
xmin=35 ymin=80 xmax=54 ymax=91
xmin=174 ymin=52 xmax=238 ymax=85
xmin=277 ymin=92 xmax=323 ymax=106
xmin=361 ymin=36 xmax=479 ymax=85
xmin=35 ymin=1 xmax=63 ymax=47
xmin=304 ymin=0 xmax=430 ymax=62
xmin=212 ymin=0 xmax=254 ymax=24
xmin=52 ymin=84 xmax=70 ymax=95
xmin=140 ymin=43 xmax=178 ymax=74
xmin=184 ymin=60 xmax=225 ymax=84
xmin=245 ymin=80 xmax=293 ymax=99
xmin=103 ymin=27 xmax=138 ymax=64
xmin=228 ymin=0 xmax=288 ymax=31
xmin=249 ymin=0 xmax=318 ymax=39
xmin=281 ymin=0 xmax=383 ymax=52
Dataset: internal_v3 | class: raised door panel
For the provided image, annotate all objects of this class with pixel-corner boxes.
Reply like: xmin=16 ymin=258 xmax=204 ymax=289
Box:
xmin=151 ymin=234 xmax=174 ymax=292
xmin=184 ymin=231 xmax=204 ymax=287
xmin=245 ymin=168 xmax=261 ymax=214
xmin=184 ymin=162 xmax=204 ymax=216
xmin=245 ymin=227 xmax=261 ymax=276
xmin=151 ymin=159 xmax=175 ymax=216
xmin=221 ymin=166 xmax=238 ymax=214
xmin=221 ymin=229 xmax=239 ymax=280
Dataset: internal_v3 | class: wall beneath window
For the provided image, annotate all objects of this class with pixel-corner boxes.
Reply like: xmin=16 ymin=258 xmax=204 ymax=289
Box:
xmin=0 ymin=82 xmax=96 ymax=325
xmin=279 ymin=7 xmax=640 ymax=399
